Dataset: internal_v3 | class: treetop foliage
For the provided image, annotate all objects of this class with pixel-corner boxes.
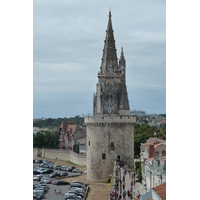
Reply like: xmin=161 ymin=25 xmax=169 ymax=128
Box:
xmin=33 ymin=115 xmax=84 ymax=128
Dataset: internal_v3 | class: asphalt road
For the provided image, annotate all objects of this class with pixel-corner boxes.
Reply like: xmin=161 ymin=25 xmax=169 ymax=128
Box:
xmin=34 ymin=180 xmax=70 ymax=200
xmin=33 ymin=163 xmax=82 ymax=200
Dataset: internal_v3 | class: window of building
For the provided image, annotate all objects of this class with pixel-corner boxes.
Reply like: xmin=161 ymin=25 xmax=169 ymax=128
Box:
xmin=102 ymin=153 xmax=106 ymax=159
xmin=111 ymin=142 xmax=114 ymax=150
xmin=68 ymin=142 xmax=71 ymax=147
xmin=60 ymin=142 xmax=63 ymax=146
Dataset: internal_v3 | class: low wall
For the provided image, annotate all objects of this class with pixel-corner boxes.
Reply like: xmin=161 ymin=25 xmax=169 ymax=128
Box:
xmin=33 ymin=148 xmax=86 ymax=166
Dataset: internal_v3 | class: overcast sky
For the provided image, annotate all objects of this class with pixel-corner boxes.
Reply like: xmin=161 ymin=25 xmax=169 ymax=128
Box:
xmin=33 ymin=0 xmax=166 ymax=118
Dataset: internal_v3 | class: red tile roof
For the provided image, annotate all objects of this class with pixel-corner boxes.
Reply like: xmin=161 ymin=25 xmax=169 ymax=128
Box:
xmin=67 ymin=124 xmax=77 ymax=135
xmin=153 ymin=182 xmax=166 ymax=200
xmin=160 ymin=119 xmax=166 ymax=124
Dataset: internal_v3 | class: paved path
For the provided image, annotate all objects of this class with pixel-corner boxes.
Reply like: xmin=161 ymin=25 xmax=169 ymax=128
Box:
xmin=121 ymin=168 xmax=142 ymax=200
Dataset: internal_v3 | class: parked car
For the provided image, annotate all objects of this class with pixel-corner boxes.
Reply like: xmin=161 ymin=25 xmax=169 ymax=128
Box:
xmin=41 ymin=169 xmax=54 ymax=174
xmin=33 ymin=176 xmax=39 ymax=181
xmin=70 ymin=183 xmax=86 ymax=191
xmin=64 ymin=193 xmax=82 ymax=200
xmin=35 ymin=160 xmax=43 ymax=163
xmin=43 ymin=178 xmax=52 ymax=184
xmin=71 ymin=166 xmax=76 ymax=170
xmin=54 ymin=165 xmax=61 ymax=170
xmin=33 ymin=194 xmax=41 ymax=200
xmin=33 ymin=188 xmax=44 ymax=197
xmin=72 ymin=169 xmax=82 ymax=173
xmin=33 ymin=170 xmax=41 ymax=175
xmin=60 ymin=166 xmax=66 ymax=171
xmin=67 ymin=190 xmax=84 ymax=198
xmin=38 ymin=181 xmax=46 ymax=185
xmin=34 ymin=175 xmax=43 ymax=182
xmin=39 ymin=163 xmax=45 ymax=167
xmin=70 ymin=187 xmax=85 ymax=197
xmin=37 ymin=168 xmax=46 ymax=173
xmin=72 ymin=181 xmax=85 ymax=185
xmin=60 ymin=172 xmax=68 ymax=177
xmin=39 ymin=183 xmax=50 ymax=192
xmin=66 ymin=167 xmax=72 ymax=172
xmin=52 ymin=179 xmax=59 ymax=185
xmin=49 ymin=179 xmax=56 ymax=184
xmin=50 ymin=172 xmax=59 ymax=178
xmin=47 ymin=163 xmax=54 ymax=169
xmin=55 ymin=180 xmax=70 ymax=185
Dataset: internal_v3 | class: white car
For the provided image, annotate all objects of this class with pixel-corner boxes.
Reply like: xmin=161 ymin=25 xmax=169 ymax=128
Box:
xmin=72 ymin=168 xmax=82 ymax=173
xmin=70 ymin=187 xmax=85 ymax=196
xmin=38 ymin=168 xmax=46 ymax=173
xmin=33 ymin=176 xmax=39 ymax=181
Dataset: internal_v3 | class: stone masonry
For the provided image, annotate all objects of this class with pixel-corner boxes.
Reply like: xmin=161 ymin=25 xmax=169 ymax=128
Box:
xmin=85 ymin=11 xmax=135 ymax=182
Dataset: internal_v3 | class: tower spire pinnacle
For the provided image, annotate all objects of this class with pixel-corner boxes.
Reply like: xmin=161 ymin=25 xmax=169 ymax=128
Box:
xmin=100 ymin=11 xmax=118 ymax=74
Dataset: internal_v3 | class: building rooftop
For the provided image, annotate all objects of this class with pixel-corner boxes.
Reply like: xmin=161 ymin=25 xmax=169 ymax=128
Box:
xmin=153 ymin=182 xmax=166 ymax=200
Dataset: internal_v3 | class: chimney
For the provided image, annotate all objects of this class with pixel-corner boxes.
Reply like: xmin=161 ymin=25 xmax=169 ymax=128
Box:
xmin=149 ymin=144 xmax=154 ymax=158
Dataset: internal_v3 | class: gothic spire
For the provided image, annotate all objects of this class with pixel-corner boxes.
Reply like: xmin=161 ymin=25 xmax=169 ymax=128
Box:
xmin=100 ymin=11 xmax=118 ymax=73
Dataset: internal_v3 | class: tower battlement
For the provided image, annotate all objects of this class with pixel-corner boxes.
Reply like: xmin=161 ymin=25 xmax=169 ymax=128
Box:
xmin=85 ymin=115 xmax=136 ymax=124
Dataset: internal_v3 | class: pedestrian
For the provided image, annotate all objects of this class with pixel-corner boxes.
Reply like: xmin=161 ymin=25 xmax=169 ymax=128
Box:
xmin=123 ymin=182 xmax=125 ymax=190
xmin=123 ymin=189 xmax=127 ymax=200
xmin=137 ymin=190 xmax=140 ymax=199
xmin=54 ymin=189 xmax=56 ymax=194
xmin=118 ymin=164 xmax=120 ymax=170
xmin=119 ymin=193 xmax=122 ymax=200
xmin=128 ymin=168 xmax=130 ymax=174
xmin=130 ymin=190 xmax=132 ymax=199
xmin=127 ymin=189 xmax=130 ymax=198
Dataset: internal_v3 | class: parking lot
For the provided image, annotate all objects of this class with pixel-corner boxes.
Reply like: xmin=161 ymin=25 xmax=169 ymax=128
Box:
xmin=33 ymin=161 xmax=87 ymax=200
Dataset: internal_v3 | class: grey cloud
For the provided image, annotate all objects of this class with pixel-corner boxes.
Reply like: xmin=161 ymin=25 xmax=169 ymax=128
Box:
xmin=33 ymin=0 xmax=166 ymax=118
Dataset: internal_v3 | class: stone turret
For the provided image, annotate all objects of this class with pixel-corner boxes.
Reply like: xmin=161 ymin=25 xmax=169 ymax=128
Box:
xmin=85 ymin=11 xmax=135 ymax=182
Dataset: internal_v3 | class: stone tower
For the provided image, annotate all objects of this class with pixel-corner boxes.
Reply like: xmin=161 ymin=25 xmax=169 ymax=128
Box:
xmin=84 ymin=11 xmax=136 ymax=182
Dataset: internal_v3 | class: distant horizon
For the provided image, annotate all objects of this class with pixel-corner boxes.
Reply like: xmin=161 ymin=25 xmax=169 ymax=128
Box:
xmin=33 ymin=110 xmax=166 ymax=120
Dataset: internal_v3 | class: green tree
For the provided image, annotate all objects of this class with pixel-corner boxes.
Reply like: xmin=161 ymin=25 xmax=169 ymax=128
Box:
xmin=135 ymin=161 xmax=142 ymax=183
xmin=33 ymin=132 xmax=45 ymax=147
xmin=33 ymin=129 xmax=59 ymax=148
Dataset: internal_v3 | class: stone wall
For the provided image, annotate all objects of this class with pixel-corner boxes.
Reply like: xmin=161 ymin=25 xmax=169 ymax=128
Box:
xmin=86 ymin=122 xmax=134 ymax=182
xmin=33 ymin=148 xmax=86 ymax=166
